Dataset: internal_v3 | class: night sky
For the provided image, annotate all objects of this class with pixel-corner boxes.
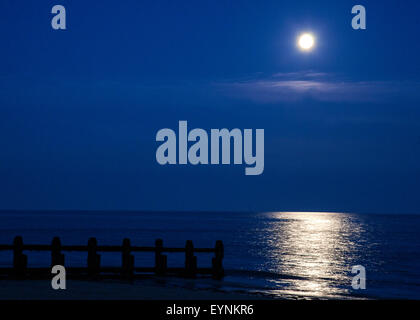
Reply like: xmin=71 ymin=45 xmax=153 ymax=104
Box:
xmin=1 ymin=0 xmax=420 ymax=213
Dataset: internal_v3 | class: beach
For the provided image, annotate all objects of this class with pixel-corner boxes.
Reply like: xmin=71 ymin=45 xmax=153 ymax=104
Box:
xmin=0 ymin=279 xmax=260 ymax=300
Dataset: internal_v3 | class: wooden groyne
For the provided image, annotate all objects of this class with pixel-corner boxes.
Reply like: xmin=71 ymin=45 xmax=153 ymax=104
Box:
xmin=0 ymin=236 xmax=224 ymax=280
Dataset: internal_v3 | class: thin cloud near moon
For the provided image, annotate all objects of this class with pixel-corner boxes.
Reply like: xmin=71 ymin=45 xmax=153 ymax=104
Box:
xmin=215 ymin=73 xmax=420 ymax=103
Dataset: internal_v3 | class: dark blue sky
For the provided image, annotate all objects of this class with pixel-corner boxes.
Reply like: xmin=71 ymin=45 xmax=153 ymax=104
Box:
xmin=1 ymin=0 xmax=420 ymax=213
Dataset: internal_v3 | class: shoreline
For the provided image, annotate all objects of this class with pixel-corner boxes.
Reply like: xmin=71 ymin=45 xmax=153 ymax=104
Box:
xmin=0 ymin=279 xmax=268 ymax=300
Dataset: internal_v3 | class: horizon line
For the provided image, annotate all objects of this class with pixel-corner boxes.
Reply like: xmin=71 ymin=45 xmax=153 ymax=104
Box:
xmin=0 ymin=209 xmax=419 ymax=216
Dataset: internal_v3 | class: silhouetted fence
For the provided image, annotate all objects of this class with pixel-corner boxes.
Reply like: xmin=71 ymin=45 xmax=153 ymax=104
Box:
xmin=0 ymin=236 xmax=224 ymax=279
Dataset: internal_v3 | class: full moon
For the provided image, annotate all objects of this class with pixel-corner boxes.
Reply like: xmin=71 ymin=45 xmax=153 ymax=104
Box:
xmin=298 ymin=33 xmax=315 ymax=51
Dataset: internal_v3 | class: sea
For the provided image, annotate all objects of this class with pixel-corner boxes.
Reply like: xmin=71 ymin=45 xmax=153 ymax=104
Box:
xmin=0 ymin=211 xmax=419 ymax=299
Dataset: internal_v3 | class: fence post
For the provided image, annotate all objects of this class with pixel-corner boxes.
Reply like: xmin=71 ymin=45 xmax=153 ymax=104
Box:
xmin=185 ymin=240 xmax=197 ymax=277
xmin=13 ymin=236 xmax=27 ymax=278
xmin=155 ymin=239 xmax=167 ymax=275
xmin=212 ymin=240 xmax=224 ymax=279
xmin=51 ymin=236 xmax=65 ymax=267
xmin=121 ymin=238 xmax=134 ymax=278
xmin=87 ymin=237 xmax=100 ymax=276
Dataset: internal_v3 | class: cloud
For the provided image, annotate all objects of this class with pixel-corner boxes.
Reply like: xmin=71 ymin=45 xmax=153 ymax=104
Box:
xmin=215 ymin=72 xmax=420 ymax=104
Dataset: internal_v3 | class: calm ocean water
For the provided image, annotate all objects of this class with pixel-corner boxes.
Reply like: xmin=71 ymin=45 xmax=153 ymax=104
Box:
xmin=0 ymin=211 xmax=419 ymax=299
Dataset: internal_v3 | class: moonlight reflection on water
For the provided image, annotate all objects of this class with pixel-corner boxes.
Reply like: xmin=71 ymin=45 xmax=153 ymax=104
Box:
xmin=262 ymin=212 xmax=368 ymax=298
